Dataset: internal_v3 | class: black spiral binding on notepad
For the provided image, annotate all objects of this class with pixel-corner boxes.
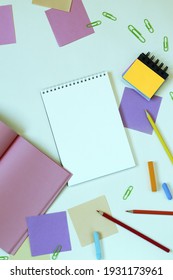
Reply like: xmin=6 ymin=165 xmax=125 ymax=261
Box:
xmin=41 ymin=72 xmax=107 ymax=94
xmin=138 ymin=52 xmax=169 ymax=79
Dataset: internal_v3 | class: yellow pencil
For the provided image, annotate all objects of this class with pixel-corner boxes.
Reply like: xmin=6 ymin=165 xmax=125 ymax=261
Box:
xmin=145 ymin=110 xmax=173 ymax=164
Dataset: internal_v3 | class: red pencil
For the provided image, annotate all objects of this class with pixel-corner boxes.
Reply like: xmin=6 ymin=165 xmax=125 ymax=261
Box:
xmin=97 ymin=210 xmax=170 ymax=253
xmin=126 ymin=210 xmax=173 ymax=215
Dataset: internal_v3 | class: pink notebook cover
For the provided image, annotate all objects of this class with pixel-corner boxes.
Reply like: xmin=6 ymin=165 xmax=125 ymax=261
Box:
xmin=0 ymin=121 xmax=72 ymax=254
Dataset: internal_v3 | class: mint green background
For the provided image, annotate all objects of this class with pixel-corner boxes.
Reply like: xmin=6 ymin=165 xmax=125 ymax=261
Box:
xmin=0 ymin=0 xmax=173 ymax=260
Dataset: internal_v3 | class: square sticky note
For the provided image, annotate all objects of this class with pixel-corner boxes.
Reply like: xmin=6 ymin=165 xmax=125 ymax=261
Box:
xmin=26 ymin=212 xmax=71 ymax=256
xmin=32 ymin=0 xmax=73 ymax=12
xmin=119 ymin=87 xmax=162 ymax=134
xmin=45 ymin=0 xmax=94 ymax=47
xmin=68 ymin=196 xmax=118 ymax=247
xmin=122 ymin=53 xmax=168 ymax=100
xmin=0 ymin=5 xmax=16 ymax=45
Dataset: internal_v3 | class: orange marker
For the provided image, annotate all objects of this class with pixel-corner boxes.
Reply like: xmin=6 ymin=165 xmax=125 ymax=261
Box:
xmin=148 ymin=161 xmax=157 ymax=192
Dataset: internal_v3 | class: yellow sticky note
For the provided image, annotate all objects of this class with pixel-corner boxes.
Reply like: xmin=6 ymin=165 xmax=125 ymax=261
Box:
xmin=123 ymin=59 xmax=164 ymax=99
xmin=68 ymin=196 xmax=118 ymax=247
xmin=123 ymin=52 xmax=169 ymax=100
xmin=32 ymin=0 xmax=72 ymax=12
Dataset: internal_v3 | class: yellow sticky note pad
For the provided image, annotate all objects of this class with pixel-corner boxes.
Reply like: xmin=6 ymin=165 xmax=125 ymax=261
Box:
xmin=123 ymin=52 xmax=169 ymax=100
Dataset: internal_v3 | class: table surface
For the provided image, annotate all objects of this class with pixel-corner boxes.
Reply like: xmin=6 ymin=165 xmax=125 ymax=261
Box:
xmin=1 ymin=0 xmax=173 ymax=260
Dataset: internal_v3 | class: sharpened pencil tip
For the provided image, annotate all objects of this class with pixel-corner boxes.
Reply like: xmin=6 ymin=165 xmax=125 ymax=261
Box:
xmin=96 ymin=210 xmax=103 ymax=215
xmin=126 ymin=210 xmax=133 ymax=213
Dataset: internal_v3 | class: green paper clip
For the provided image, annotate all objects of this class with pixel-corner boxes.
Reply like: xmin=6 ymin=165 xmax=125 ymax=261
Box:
xmin=123 ymin=186 xmax=133 ymax=200
xmin=0 ymin=256 xmax=9 ymax=260
xmin=169 ymin=92 xmax=173 ymax=100
xmin=52 ymin=245 xmax=62 ymax=260
xmin=87 ymin=21 xmax=102 ymax=28
xmin=163 ymin=36 xmax=169 ymax=52
xmin=128 ymin=25 xmax=146 ymax=43
xmin=144 ymin=19 xmax=154 ymax=33
xmin=102 ymin=12 xmax=117 ymax=21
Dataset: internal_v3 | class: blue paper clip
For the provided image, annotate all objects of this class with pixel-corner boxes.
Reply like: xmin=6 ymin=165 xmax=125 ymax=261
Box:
xmin=0 ymin=256 xmax=9 ymax=260
xmin=87 ymin=21 xmax=101 ymax=28
xmin=52 ymin=245 xmax=62 ymax=260
xmin=128 ymin=25 xmax=146 ymax=43
xmin=102 ymin=12 xmax=117 ymax=21
xmin=123 ymin=186 xmax=133 ymax=200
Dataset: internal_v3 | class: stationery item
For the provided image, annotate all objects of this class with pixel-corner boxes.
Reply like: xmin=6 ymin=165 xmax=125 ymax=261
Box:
xmin=163 ymin=36 xmax=169 ymax=52
xmin=148 ymin=161 xmax=157 ymax=192
xmin=68 ymin=196 xmax=118 ymax=247
xmin=97 ymin=210 xmax=170 ymax=253
xmin=122 ymin=52 xmax=169 ymax=100
xmin=119 ymin=87 xmax=162 ymax=134
xmin=87 ymin=21 xmax=102 ymax=28
xmin=123 ymin=186 xmax=133 ymax=200
xmin=128 ymin=25 xmax=146 ymax=43
xmin=26 ymin=212 xmax=71 ymax=256
xmin=144 ymin=19 xmax=154 ymax=33
xmin=0 ymin=120 xmax=72 ymax=255
xmin=93 ymin=231 xmax=102 ymax=260
xmin=162 ymin=183 xmax=172 ymax=200
xmin=169 ymin=92 xmax=173 ymax=100
xmin=32 ymin=0 xmax=72 ymax=12
xmin=145 ymin=110 xmax=173 ymax=163
xmin=0 ymin=5 xmax=16 ymax=45
xmin=45 ymin=0 xmax=94 ymax=47
xmin=41 ymin=72 xmax=135 ymax=186
xmin=126 ymin=210 xmax=173 ymax=215
xmin=52 ymin=245 xmax=62 ymax=260
xmin=0 ymin=256 xmax=9 ymax=260
xmin=102 ymin=12 xmax=117 ymax=21
xmin=9 ymin=239 xmax=49 ymax=260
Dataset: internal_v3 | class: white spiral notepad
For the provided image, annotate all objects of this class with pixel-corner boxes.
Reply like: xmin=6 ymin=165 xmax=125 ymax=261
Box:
xmin=41 ymin=72 xmax=135 ymax=186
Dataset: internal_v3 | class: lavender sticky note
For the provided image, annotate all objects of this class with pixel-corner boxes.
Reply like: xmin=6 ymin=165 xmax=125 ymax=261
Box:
xmin=45 ymin=0 xmax=94 ymax=47
xmin=0 ymin=5 xmax=16 ymax=45
xmin=119 ymin=87 xmax=162 ymax=134
xmin=26 ymin=212 xmax=71 ymax=256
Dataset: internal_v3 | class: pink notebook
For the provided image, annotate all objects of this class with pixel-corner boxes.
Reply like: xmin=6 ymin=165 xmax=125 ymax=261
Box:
xmin=0 ymin=121 xmax=72 ymax=255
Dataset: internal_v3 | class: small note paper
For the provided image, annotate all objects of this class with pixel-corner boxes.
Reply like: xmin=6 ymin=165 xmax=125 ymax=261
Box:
xmin=0 ymin=5 xmax=16 ymax=45
xmin=68 ymin=196 xmax=118 ymax=247
xmin=119 ymin=87 xmax=162 ymax=134
xmin=32 ymin=0 xmax=73 ymax=12
xmin=26 ymin=212 xmax=71 ymax=256
xmin=45 ymin=0 xmax=94 ymax=47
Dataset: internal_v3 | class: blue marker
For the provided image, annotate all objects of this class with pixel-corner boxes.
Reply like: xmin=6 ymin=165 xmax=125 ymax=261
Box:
xmin=162 ymin=183 xmax=172 ymax=200
xmin=93 ymin=231 xmax=102 ymax=260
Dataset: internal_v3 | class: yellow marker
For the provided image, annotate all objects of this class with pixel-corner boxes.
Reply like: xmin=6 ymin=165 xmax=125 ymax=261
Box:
xmin=145 ymin=110 xmax=173 ymax=164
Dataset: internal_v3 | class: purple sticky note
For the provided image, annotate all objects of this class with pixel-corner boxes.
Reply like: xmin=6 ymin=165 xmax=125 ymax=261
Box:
xmin=0 ymin=5 xmax=16 ymax=45
xmin=119 ymin=87 xmax=162 ymax=134
xmin=26 ymin=212 xmax=71 ymax=256
xmin=45 ymin=0 xmax=94 ymax=47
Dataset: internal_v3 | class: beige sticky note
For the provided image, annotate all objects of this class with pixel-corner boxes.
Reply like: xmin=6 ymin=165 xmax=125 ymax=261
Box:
xmin=32 ymin=0 xmax=73 ymax=12
xmin=68 ymin=196 xmax=118 ymax=246
xmin=9 ymin=238 xmax=49 ymax=260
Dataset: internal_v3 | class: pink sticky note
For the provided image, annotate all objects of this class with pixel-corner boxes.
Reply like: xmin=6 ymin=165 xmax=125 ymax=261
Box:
xmin=0 ymin=5 xmax=16 ymax=45
xmin=45 ymin=0 xmax=94 ymax=47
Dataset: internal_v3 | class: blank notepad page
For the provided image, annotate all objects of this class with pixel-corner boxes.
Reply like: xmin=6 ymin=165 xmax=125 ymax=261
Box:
xmin=41 ymin=72 xmax=135 ymax=186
